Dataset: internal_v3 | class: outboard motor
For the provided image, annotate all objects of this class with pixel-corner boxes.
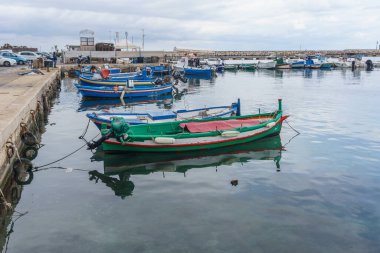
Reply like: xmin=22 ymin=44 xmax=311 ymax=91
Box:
xmin=365 ymin=59 xmax=374 ymax=71
xmin=172 ymin=71 xmax=188 ymax=83
xmin=154 ymin=78 xmax=163 ymax=86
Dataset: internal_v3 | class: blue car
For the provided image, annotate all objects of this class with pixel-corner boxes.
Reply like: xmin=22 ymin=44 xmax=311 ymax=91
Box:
xmin=0 ymin=51 xmax=28 ymax=65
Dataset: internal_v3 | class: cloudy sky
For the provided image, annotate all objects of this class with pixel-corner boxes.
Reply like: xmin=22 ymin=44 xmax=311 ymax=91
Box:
xmin=1 ymin=0 xmax=380 ymax=51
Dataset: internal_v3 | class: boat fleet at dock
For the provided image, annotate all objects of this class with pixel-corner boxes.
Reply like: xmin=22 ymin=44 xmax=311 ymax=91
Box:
xmin=74 ymin=51 xmax=376 ymax=154
xmin=74 ymin=63 xmax=288 ymax=154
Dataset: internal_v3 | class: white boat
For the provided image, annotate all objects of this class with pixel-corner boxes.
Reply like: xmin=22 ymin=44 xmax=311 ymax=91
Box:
xmin=257 ymin=60 xmax=276 ymax=69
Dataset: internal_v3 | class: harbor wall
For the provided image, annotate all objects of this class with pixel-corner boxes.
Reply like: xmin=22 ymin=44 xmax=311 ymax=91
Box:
xmin=0 ymin=70 xmax=60 ymax=187
xmin=62 ymin=49 xmax=380 ymax=63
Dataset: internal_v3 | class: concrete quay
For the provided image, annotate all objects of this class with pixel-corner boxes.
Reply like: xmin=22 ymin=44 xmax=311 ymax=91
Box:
xmin=0 ymin=68 xmax=60 ymax=187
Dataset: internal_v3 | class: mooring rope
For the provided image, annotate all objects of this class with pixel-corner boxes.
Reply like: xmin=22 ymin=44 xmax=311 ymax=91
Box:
xmin=282 ymin=119 xmax=300 ymax=147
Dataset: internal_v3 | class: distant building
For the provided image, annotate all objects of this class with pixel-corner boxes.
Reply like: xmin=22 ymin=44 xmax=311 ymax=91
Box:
xmin=96 ymin=43 xmax=115 ymax=51
xmin=79 ymin=29 xmax=95 ymax=51
xmin=0 ymin=43 xmax=38 ymax=53
xmin=66 ymin=45 xmax=81 ymax=51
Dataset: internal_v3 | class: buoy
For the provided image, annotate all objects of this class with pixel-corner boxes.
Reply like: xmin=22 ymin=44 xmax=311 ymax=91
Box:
xmin=23 ymin=146 xmax=39 ymax=160
xmin=21 ymin=132 xmax=38 ymax=146
xmin=230 ymin=179 xmax=238 ymax=186
xmin=13 ymin=158 xmax=34 ymax=185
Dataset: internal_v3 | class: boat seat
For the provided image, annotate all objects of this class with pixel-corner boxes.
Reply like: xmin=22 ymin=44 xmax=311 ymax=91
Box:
xmin=148 ymin=111 xmax=177 ymax=120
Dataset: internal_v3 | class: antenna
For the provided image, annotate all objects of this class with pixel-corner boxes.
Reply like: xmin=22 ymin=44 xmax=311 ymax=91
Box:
xmin=142 ymin=29 xmax=145 ymax=51
xmin=125 ymin=32 xmax=128 ymax=51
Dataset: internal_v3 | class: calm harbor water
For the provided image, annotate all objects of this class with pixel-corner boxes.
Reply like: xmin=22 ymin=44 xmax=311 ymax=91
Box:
xmin=5 ymin=68 xmax=380 ymax=253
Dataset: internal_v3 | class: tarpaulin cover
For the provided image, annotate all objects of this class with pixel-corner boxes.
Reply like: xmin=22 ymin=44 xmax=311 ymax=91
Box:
xmin=180 ymin=119 xmax=263 ymax=133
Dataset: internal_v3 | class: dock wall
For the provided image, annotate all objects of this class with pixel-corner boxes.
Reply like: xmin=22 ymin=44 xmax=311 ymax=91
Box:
xmin=0 ymin=70 xmax=60 ymax=187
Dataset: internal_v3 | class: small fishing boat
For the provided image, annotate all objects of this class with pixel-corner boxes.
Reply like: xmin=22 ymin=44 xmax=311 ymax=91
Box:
xmin=239 ymin=63 xmax=256 ymax=70
xmin=149 ymin=65 xmax=171 ymax=75
xmin=92 ymin=99 xmax=288 ymax=153
xmin=79 ymin=69 xmax=156 ymax=87
xmin=76 ymin=83 xmax=173 ymax=98
xmin=291 ymin=60 xmax=305 ymax=69
xmin=224 ymin=64 xmax=238 ymax=71
xmin=87 ymin=100 xmax=241 ymax=128
xmin=275 ymin=58 xmax=291 ymax=69
xmin=305 ymin=57 xmax=321 ymax=69
xmin=75 ymin=65 xmax=121 ymax=76
xmin=257 ymin=60 xmax=276 ymax=69
xmin=184 ymin=67 xmax=212 ymax=76
xmin=174 ymin=57 xmax=213 ymax=76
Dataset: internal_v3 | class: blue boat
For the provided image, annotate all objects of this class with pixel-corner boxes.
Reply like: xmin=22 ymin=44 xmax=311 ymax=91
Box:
xmin=149 ymin=65 xmax=171 ymax=75
xmin=184 ymin=67 xmax=212 ymax=76
xmin=87 ymin=99 xmax=241 ymax=128
xmin=79 ymin=74 xmax=157 ymax=87
xmin=75 ymin=66 xmax=121 ymax=76
xmin=305 ymin=58 xmax=321 ymax=69
xmin=291 ymin=60 xmax=305 ymax=69
xmin=76 ymin=83 xmax=173 ymax=98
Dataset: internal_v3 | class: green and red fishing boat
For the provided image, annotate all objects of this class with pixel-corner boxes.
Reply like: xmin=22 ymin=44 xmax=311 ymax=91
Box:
xmin=94 ymin=99 xmax=288 ymax=153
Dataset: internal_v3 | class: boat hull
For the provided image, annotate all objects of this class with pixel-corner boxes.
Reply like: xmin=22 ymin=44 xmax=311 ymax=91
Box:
xmin=102 ymin=116 xmax=287 ymax=153
xmin=79 ymin=76 xmax=156 ymax=87
xmin=257 ymin=62 xmax=276 ymax=69
xmin=77 ymin=84 xmax=173 ymax=98
xmin=184 ymin=67 xmax=212 ymax=76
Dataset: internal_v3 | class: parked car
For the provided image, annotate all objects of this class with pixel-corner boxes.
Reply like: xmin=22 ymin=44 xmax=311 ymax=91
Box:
xmin=0 ymin=56 xmax=17 ymax=67
xmin=18 ymin=51 xmax=41 ymax=61
xmin=37 ymin=52 xmax=53 ymax=60
xmin=0 ymin=51 xmax=28 ymax=64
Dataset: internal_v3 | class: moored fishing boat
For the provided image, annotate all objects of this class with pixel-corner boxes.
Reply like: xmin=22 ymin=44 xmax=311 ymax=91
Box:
xmin=275 ymin=58 xmax=291 ymax=69
xmin=305 ymin=57 xmax=321 ymax=69
xmin=91 ymin=99 xmax=288 ymax=153
xmin=224 ymin=64 xmax=238 ymax=70
xmin=290 ymin=60 xmax=305 ymax=69
xmin=184 ymin=67 xmax=212 ymax=76
xmin=79 ymin=69 xmax=156 ymax=87
xmin=174 ymin=57 xmax=213 ymax=76
xmin=87 ymin=100 xmax=241 ymax=128
xmin=76 ymin=83 xmax=173 ymax=98
xmin=239 ymin=63 xmax=256 ymax=70
xmin=257 ymin=60 xmax=276 ymax=69
xmin=75 ymin=65 xmax=121 ymax=76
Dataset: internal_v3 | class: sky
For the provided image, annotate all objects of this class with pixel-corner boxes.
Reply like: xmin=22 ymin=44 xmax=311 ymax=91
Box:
xmin=1 ymin=0 xmax=380 ymax=52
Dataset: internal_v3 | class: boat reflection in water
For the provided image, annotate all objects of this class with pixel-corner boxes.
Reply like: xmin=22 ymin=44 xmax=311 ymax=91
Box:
xmin=77 ymin=94 xmax=174 ymax=112
xmin=89 ymin=135 xmax=283 ymax=199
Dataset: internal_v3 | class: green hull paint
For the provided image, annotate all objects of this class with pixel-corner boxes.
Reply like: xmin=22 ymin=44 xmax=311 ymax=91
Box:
xmin=100 ymin=99 xmax=285 ymax=153
xmin=102 ymin=122 xmax=283 ymax=153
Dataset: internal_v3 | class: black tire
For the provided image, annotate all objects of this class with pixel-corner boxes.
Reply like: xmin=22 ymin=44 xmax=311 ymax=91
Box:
xmin=18 ymin=60 xmax=25 ymax=65
xmin=3 ymin=61 xmax=10 ymax=67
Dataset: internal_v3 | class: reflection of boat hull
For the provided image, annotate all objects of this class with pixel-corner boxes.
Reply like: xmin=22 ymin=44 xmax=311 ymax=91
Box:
xmin=99 ymin=135 xmax=283 ymax=175
xmin=78 ymin=94 xmax=173 ymax=111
